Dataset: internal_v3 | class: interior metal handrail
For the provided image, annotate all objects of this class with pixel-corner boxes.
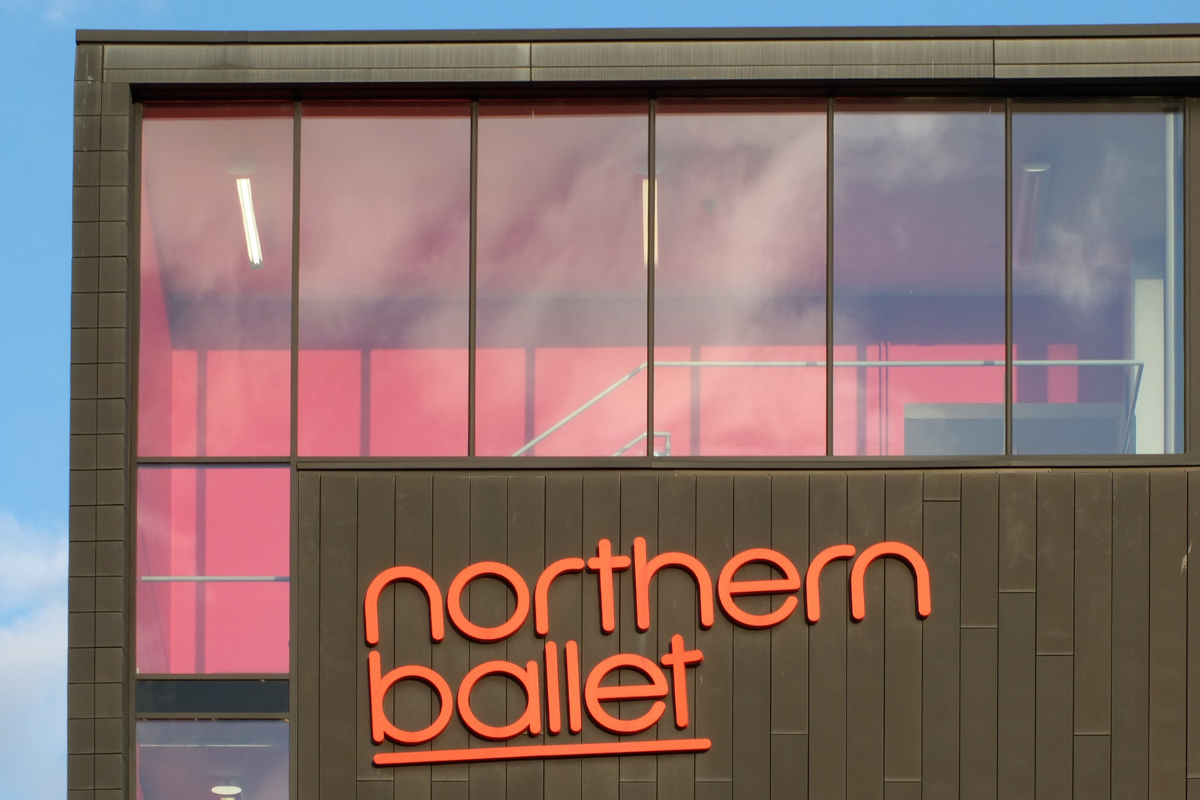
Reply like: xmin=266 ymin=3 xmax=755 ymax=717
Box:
xmin=513 ymin=358 xmax=1146 ymax=457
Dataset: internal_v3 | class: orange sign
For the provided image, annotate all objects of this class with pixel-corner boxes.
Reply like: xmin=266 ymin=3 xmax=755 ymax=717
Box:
xmin=365 ymin=537 xmax=931 ymax=767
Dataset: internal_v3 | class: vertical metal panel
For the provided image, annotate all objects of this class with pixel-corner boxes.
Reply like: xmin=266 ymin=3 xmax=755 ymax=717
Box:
xmin=582 ymin=473 xmax=621 ymax=800
xmin=432 ymin=781 xmax=469 ymax=800
xmin=657 ymin=473 xmax=697 ymax=800
xmin=884 ymin=472 xmax=922 ymax=783
xmin=999 ymin=473 xmax=1037 ymax=592
xmin=544 ymin=473 xmax=584 ymax=800
xmin=883 ymin=781 xmax=922 ymax=800
xmin=1036 ymin=473 xmax=1074 ymax=655
xmin=921 ymin=498 xmax=960 ymax=800
xmin=357 ymin=474 xmax=396 ymax=781
xmin=997 ymin=592 xmax=1036 ymax=800
xmin=359 ymin=779 xmax=392 ymax=800
xmin=1189 ymin=472 xmax=1200 ymax=780
xmin=771 ymin=473 xmax=809 ymax=737
xmin=320 ymin=474 xmax=359 ymax=799
xmin=809 ymin=472 xmax=847 ymax=798
xmin=619 ymin=473 xmax=658 ymax=784
xmin=694 ymin=781 xmax=731 ymax=800
xmin=695 ymin=474 xmax=734 ymax=785
xmin=732 ymin=474 xmax=771 ymax=800
xmin=394 ymin=474 xmax=434 ymax=800
xmin=846 ymin=473 xmax=885 ymax=800
xmin=1150 ymin=471 xmax=1188 ymax=800
xmin=1035 ymin=655 xmax=1073 ymax=798
xmin=507 ymin=475 xmax=546 ymax=799
xmin=960 ymin=472 xmax=999 ymax=800
xmin=1034 ymin=476 xmax=1075 ymax=793
xmin=771 ymin=733 xmax=808 ymax=800
xmin=1112 ymin=471 xmax=1150 ymax=800
xmin=620 ymin=782 xmax=655 ymax=800
xmin=297 ymin=473 xmax=321 ymax=800
xmin=1073 ymin=735 xmax=1111 ymax=800
xmin=1074 ymin=472 xmax=1112 ymax=736
xmin=431 ymin=475 xmax=471 ymax=783
xmin=960 ymin=627 xmax=998 ymax=800
xmin=468 ymin=475 xmax=508 ymax=799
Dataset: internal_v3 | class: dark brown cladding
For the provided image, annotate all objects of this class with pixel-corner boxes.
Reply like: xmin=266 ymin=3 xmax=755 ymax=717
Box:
xmin=293 ymin=469 xmax=1193 ymax=798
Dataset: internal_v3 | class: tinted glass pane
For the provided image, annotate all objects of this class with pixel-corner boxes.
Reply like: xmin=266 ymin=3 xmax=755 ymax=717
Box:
xmin=299 ymin=104 xmax=470 ymax=456
xmin=652 ymin=101 xmax=826 ymax=457
xmin=138 ymin=106 xmax=294 ymax=457
xmin=833 ymin=102 xmax=1006 ymax=456
xmin=137 ymin=467 xmax=290 ymax=674
xmin=1012 ymin=104 xmax=1184 ymax=454
xmin=137 ymin=720 xmax=288 ymax=800
xmin=476 ymin=102 xmax=648 ymax=456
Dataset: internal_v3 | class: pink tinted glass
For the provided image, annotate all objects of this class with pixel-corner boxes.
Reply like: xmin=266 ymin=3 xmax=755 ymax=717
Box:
xmin=138 ymin=106 xmax=293 ymax=457
xmin=832 ymin=103 xmax=1006 ymax=456
xmin=654 ymin=101 xmax=827 ymax=456
xmin=136 ymin=467 xmax=290 ymax=674
xmin=299 ymin=104 xmax=470 ymax=456
xmin=476 ymin=103 xmax=648 ymax=457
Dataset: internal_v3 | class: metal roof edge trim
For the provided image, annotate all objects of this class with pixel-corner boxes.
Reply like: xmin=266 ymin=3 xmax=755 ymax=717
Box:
xmin=76 ymin=23 xmax=1200 ymax=46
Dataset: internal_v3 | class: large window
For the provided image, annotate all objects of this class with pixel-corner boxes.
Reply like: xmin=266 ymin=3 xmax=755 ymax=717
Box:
xmin=137 ymin=99 xmax=1187 ymax=464
xmin=1012 ymin=104 xmax=1184 ymax=454
xmin=833 ymin=101 xmax=1007 ymax=456
xmin=299 ymin=103 xmax=471 ymax=457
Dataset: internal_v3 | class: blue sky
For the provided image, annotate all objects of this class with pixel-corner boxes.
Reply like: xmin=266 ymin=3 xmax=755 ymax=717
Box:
xmin=0 ymin=0 xmax=1198 ymax=797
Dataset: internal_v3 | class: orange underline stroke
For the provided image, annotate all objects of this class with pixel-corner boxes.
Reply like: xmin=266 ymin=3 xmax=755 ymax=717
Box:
xmin=373 ymin=738 xmax=712 ymax=766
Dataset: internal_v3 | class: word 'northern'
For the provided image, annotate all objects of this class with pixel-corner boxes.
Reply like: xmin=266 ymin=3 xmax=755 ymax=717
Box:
xmin=365 ymin=537 xmax=931 ymax=767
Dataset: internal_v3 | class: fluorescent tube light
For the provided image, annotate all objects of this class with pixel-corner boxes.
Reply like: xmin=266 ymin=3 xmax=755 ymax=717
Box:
xmin=235 ymin=177 xmax=264 ymax=268
xmin=642 ymin=177 xmax=659 ymax=269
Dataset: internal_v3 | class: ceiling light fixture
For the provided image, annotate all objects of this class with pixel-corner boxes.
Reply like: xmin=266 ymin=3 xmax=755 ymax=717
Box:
xmin=235 ymin=177 xmax=264 ymax=268
xmin=1022 ymin=162 xmax=1051 ymax=173
xmin=211 ymin=786 xmax=242 ymax=797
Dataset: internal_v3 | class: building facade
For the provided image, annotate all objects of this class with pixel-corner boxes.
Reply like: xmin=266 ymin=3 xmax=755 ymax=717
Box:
xmin=69 ymin=25 xmax=1200 ymax=800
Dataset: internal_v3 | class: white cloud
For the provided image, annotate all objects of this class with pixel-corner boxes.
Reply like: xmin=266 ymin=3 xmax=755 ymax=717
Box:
xmin=0 ymin=512 xmax=67 ymax=800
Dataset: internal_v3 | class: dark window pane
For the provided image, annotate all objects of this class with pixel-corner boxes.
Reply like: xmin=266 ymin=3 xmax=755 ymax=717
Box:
xmin=136 ymin=680 xmax=289 ymax=714
xmin=653 ymin=100 xmax=827 ymax=456
xmin=833 ymin=101 xmax=1006 ymax=455
xmin=299 ymin=103 xmax=470 ymax=456
xmin=1012 ymin=104 xmax=1184 ymax=454
xmin=138 ymin=105 xmax=294 ymax=457
xmin=476 ymin=102 xmax=648 ymax=456
xmin=137 ymin=720 xmax=288 ymax=800
xmin=137 ymin=467 xmax=290 ymax=675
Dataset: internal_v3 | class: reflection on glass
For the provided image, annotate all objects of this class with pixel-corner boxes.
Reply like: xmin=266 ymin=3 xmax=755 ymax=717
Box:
xmin=137 ymin=720 xmax=288 ymax=800
xmin=1012 ymin=104 xmax=1184 ymax=454
xmin=833 ymin=102 xmax=1006 ymax=456
xmin=476 ymin=102 xmax=649 ymax=456
xmin=653 ymin=101 xmax=826 ymax=456
xmin=137 ymin=467 xmax=290 ymax=674
xmin=138 ymin=106 xmax=294 ymax=457
xmin=299 ymin=104 xmax=470 ymax=456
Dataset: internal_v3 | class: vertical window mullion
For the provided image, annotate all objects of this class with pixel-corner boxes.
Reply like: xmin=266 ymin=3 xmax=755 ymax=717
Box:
xmin=291 ymin=101 xmax=301 ymax=462
xmin=647 ymin=97 xmax=657 ymax=456
xmin=468 ymin=99 xmax=479 ymax=457
xmin=826 ymin=96 xmax=835 ymax=457
xmin=1005 ymin=97 xmax=1014 ymax=456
